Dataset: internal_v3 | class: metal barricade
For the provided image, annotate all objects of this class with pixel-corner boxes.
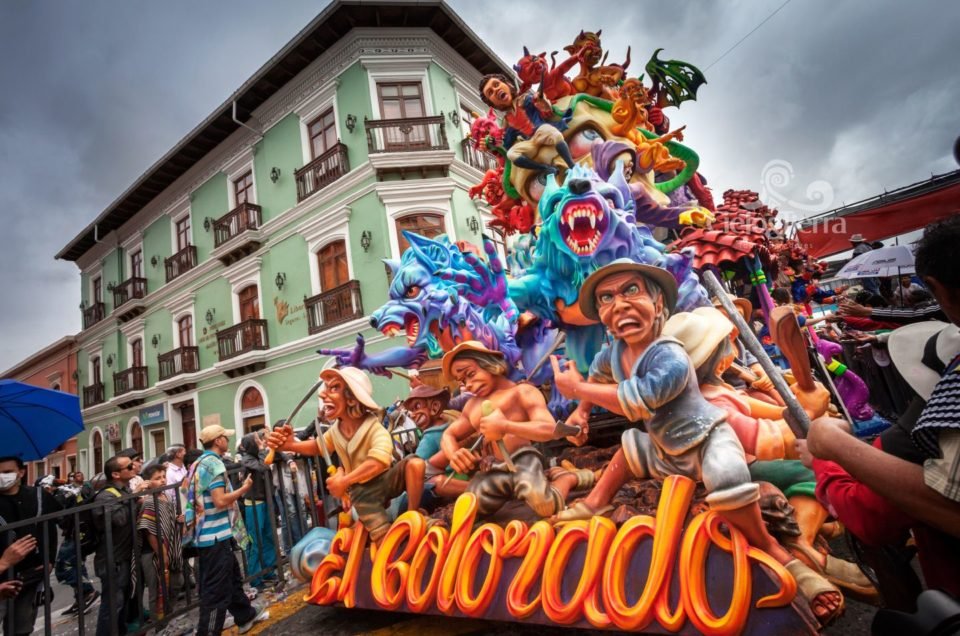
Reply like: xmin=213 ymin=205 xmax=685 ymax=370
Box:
xmin=0 ymin=457 xmax=326 ymax=636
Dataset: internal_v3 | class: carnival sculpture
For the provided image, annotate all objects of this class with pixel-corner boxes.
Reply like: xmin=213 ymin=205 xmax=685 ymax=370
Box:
xmin=269 ymin=26 xmax=881 ymax=635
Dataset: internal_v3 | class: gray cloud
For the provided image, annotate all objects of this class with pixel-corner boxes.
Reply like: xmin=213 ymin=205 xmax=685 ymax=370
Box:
xmin=1 ymin=0 xmax=957 ymax=370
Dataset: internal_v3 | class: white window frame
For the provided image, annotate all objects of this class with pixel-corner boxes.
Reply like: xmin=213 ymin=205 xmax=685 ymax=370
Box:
xmin=234 ymin=379 xmax=271 ymax=437
xmin=120 ymin=232 xmax=144 ymax=280
xmin=298 ymin=205 xmax=354 ymax=296
xmin=293 ymin=78 xmax=340 ymax=166
xmin=87 ymin=427 xmax=104 ymax=475
xmin=168 ymin=195 xmax=193 ymax=255
xmin=124 ymin=417 xmax=141 ymax=450
xmin=167 ymin=391 xmax=199 ymax=447
xmin=362 ymin=56 xmax=435 ymax=120
xmin=376 ymin=181 xmax=457 ymax=259
xmin=86 ymin=343 xmax=103 ymax=387
xmin=164 ymin=292 xmax=196 ymax=349
xmin=226 ymin=257 xmax=263 ymax=325
xmin=223 ymin=148 xmax=257 ymax=211
xmin=120 ymin=317 xmax=146 ymax=369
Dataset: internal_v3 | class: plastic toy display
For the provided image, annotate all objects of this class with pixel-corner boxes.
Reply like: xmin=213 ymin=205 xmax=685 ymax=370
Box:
xmin=272 ymin=26 xmax=884 ymax=635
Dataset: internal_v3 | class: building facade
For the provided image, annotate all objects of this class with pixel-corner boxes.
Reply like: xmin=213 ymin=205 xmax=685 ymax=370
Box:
xmin=57 ymin=1 xmax=507 ymax=476
xmin=1 ymin=336 xmax=81 ymax=483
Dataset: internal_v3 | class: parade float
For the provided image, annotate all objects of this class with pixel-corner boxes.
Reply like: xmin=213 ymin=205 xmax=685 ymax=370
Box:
xmin=269 ymin=28 xmax=872 ymax=635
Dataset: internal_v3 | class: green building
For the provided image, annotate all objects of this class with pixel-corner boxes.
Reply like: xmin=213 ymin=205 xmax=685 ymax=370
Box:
xmin=56 ymin=0 xmax=508 ymax=475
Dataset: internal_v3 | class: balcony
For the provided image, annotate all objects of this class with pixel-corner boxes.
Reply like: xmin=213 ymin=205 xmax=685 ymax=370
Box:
xmin=157 ymin=346 xmax=199 ymax=394
xmin=211 ymin=202 xmax=263 ymax=265
xmin=294 ymin=143 xmax=349 ymax=202
xmin=82 ymin=302 xmax=106 ymax=330
xmin=215 ymin=319 xmax=269 ymax=377
xmin=112 ymin=277 xmax=147 ymax=322
xmin=82 ymin=382 xmax=105 ymax=409
xmin=364 ymin=115 xmax=454 ymax=179
xmin=460 ymin=138 xmax=499 ymax=173
xmin=165 ymin=245 xmax=198 ymax=283
xmin=305 ymin=280 xmax=363 ymax=334
xmin=113 ymin=366 xmax=148 ymax=408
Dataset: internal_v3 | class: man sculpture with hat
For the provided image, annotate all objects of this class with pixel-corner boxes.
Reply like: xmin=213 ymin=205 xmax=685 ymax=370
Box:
xmin=439 ymin=341 xmax=592 ymax=518
xmin=549 ymin=258 xmax=843 ymax=624
xmin=267 ymin=367 xmax=426 ymax=544
xmin=402 ymin=385 xmax=465 ymax=498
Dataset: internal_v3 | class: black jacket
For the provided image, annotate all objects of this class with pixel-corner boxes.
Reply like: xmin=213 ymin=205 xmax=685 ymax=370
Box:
xmin=238 ymin=434 xmax=271 ymax=501
xmin=0 ymin=485 xmax=61 ymax=574
xmin=91 ymin=481 xmax=135 ymax=571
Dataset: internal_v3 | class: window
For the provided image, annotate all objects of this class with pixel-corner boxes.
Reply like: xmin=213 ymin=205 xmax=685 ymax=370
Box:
xmin=175 ymin=216 xmax=191 ymax=251
xmin=396 ymin=213 xmax=446 ymax=253
xmin=179 ymin=402 xmax=197 ymax=450
xmin=308 ymin=108 xmax=337 ymax=159
xmin=93 ymin=277 xmax=102 ymax=303
xmin=91 ymin=356 xmax=102 ymax=385
xmin=178 ymin=316 xmax=193 ymax=348
xmin=377 ymin=82 xmax=425 ymax=119
xmin=318 ymin=240 xmax=349 ymax=292
xmin=130 ymin=249 xmax=143 ymax=279
xmin=92 ymin=430 xmax=103 ymax=475
xmin=131 ymin=422 xmax=143 ymax=457
xmin=131 ymin=338 xmax=143 ymax=367
xmin=238 ymin=285 xmax=259 ymax=321
xmin=460 ymin=103 xmax=476 ymax=138
xmin=241 ymin=387 xmax=265 ymax=433
xmin=151 ymin=430 xmax=166 ymax=459
xmin=52 ymin=383 xmax=61 ymax=392
xmin=68 ymin=455 xmax=77 ymax=474
xmin=234 ymin=171 xmax=254 ymax=206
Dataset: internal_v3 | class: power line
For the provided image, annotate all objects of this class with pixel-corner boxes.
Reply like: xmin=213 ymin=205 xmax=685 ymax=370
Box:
xmin=704 ymin=0 xmax=793 ymax=71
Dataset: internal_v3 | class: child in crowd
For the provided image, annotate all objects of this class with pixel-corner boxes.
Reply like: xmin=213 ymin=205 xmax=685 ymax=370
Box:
xmin=137 ymin=463 xmax=184 ymax=622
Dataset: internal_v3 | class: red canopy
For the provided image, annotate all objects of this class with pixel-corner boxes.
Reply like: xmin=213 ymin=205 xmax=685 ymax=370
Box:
xmin=795 ymin=179 xmax=960 ymax=258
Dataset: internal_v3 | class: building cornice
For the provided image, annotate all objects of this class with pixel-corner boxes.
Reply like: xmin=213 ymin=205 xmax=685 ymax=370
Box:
xmin=69 ymin=29 xmax=488 ymax=270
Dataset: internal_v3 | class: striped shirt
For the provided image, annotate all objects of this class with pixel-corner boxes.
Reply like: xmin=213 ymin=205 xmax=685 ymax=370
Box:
xmin=195 ymin=452 xmax=232 ymax=547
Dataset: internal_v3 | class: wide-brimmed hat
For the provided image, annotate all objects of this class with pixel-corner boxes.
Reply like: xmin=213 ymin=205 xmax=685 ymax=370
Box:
xmin=662 ymin=307 xmax=735 ymax=370
xmin=849 ymin=233 xmax=866 ymax=243
xmin=441 ymin=340 xmax=505 ymax=380
xmin=578 ymin=258 xmax=679 ymax=321
xmin=404 ymin=384 xmax=451 ymax=405
xmin=320 ymin=366 xmax=380 ymax=411
xmin=713 ymin=293 xmax=753 ymax=324
xmin=888 ymin=321 xmax=960 ymax=401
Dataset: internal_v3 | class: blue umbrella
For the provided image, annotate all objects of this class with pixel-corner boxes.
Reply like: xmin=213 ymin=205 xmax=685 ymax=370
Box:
xmin=0 ymin=380 xmax=84 ymax=462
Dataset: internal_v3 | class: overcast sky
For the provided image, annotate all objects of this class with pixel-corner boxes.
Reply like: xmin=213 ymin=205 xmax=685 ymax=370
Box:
xmin=1 ymin=0 xmax=958 ymax=372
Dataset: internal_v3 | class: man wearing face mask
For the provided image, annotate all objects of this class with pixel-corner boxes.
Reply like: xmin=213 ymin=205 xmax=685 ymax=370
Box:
xmin=0 ymin=456 xmax=62 ymax=636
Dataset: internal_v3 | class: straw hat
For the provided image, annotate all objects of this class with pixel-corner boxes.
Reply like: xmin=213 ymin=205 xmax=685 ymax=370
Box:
xmin=713 ymin=293 xmax=753 ymax=324
xmin=319 ymin=366 xmax=380 ymax=411
xmin=441 ymin=340 xmax=504 ymax=380
xmin=662 ymin=307 xmax=735 ymax=369
xmin=888 ymin=322 xmax=960 ymax=401
xmin=578 ymin=258 xmax=679 ymax=321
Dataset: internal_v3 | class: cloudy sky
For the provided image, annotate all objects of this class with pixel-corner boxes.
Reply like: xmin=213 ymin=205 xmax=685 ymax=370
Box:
xmin=1 ymin=0 xmax=958 ymax=371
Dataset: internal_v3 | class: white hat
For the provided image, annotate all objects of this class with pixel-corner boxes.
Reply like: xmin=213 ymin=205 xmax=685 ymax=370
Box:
xmin=320 ymin=366 xmax=380 ymax=411
xmin=888 ymin=321 xmax=960 ymax=400
xmin=662 ymin=307 xmax=735 ymax=370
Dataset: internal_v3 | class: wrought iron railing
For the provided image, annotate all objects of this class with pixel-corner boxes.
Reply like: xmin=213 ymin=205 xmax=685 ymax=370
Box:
xmin=460 ymin=138 xmax=499 ymax=172
xmin=113 ymin=277 xmax=147 ymax=308
xmin=213 ymin=202 xmax=262 ymax=248
xmin=158 ymin=346 xmax=200 ymax=381
xmin=82 ymin=302 xmax=106 ymax=329
xmin=216 ymin=319 xmax=269 ymax=361
xmin=113 ymin=366 xmax=148 ymax=396
xmin=365 ymin=115 xmax=448 ymax=153
xmin=82 ymin=382 xmax=105 ymax=408
xmin=304 ymin=280 xmax=363 ymax=334
xmin=165 ymin=245 xmax=197 ymax=283
xmin=294 ymin=143 xmax=349 ymax=202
